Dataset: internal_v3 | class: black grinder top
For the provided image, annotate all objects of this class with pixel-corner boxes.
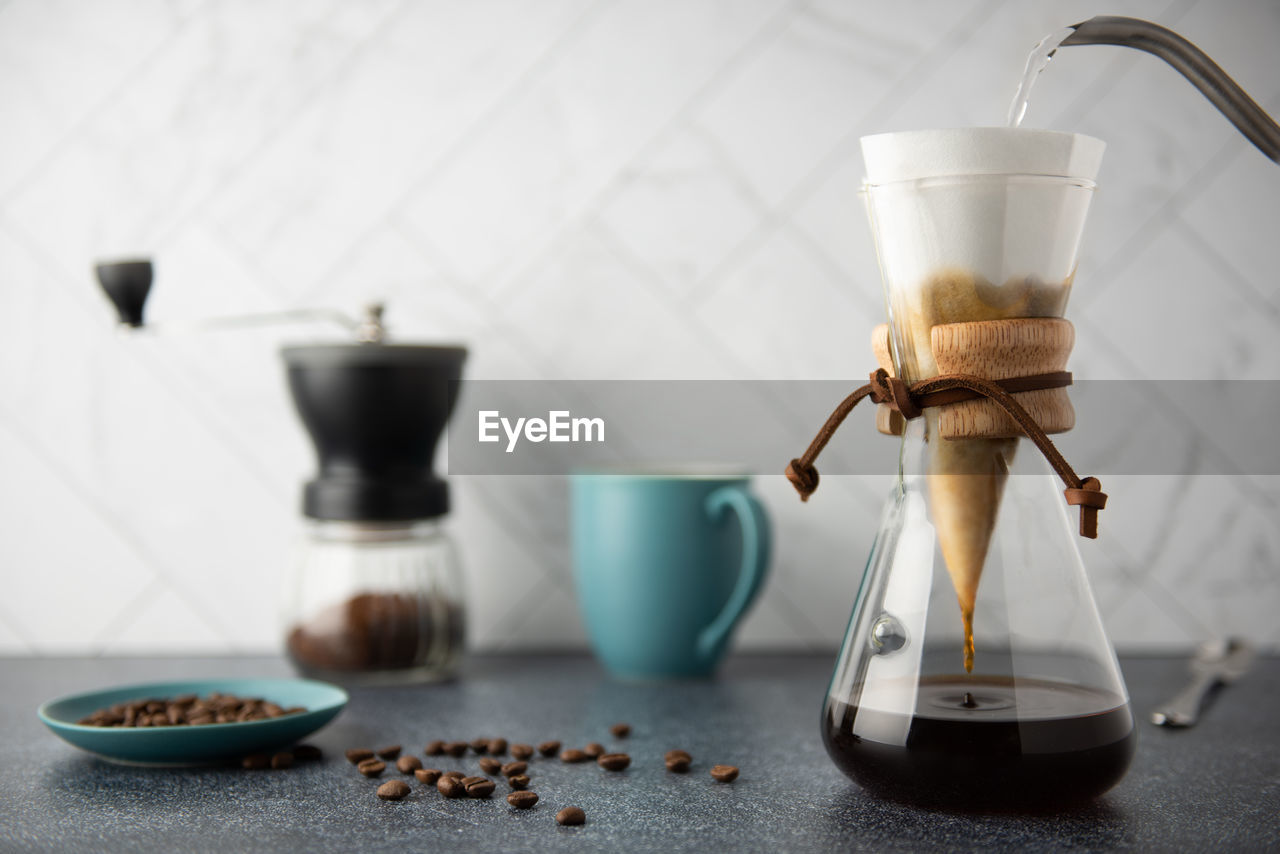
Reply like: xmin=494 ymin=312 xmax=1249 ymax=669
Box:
xmin=282 ymin=343 xmax=467 ymax=522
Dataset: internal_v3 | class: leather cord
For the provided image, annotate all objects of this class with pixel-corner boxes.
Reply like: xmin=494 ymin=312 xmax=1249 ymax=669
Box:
xmin=785 ymin=368 xmax=1107 ymax=538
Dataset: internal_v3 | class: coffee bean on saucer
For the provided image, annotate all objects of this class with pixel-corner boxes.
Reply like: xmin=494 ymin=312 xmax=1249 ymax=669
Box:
xmin=415 ymin=768 xmax=442 ymax=785
xmin=470 ymin=738 xmax=490 ymax=754
xmin=438 ymin=776 xmax=466 ymax=798
xmin=665 ymin=755 xmax=691 ymax=773
xmin=293 ymin=744 xmax=322 ymax=762
xmin=270 ymin=752 xmax=294 ymax=770
xmin=537 ymin=740 xmax=561 ymax=757
xmin=501 ymin=761 xmax=527 ymax=777
xmin=583 ymin=742 xmax=605 ymax=758
xmin=479 ymin=757 xmax=502 ymax=775
xmin=466 ymin=778 xmax=496 ymax=798
xmin=559 ymin=749 xmax=588 ymax=764
xmin=609 ymin=723 xmax=631 ymax=738
xmin=487 ymin=738 xmax=508 ymax=755
xmin=396 ymin=756 xmax=422 ymax=774
xmin=357 ymin=759 xmax=386 ymax=777
xmin=510 ymin=743 xmax=534 ymax=760
xmin=424 ymin=740 xmax=445 ymax=756
xmin=507 ymin=774 xmax=530 ymax=790
xmin=346 ymin=748 xmax=375 ymax=764
xmin=376 ymin=745 xmax=401 ymax=760
xmin=710 ymin=764 xmax=739 ymax=782
xmin=241 ymin=754 xmax=269 ymax=770
xmin=446 ymin=742 xmax=468 ymax=758
xmin=377 ymin=780 xmax=410 ymax=801
xmin=556 ymin=806 xmax=586 ymax=826
xmin=507 ymin=791 xmax=538 ymax=809
xmin=597 ymin=753 xmax=630 ymax=771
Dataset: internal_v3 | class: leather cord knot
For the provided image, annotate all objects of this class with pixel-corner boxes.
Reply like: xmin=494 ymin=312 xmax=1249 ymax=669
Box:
xmin=1064 ymin=476 xmax=1108 ymax=539
xmin=867 ymin=368 xmax=922 ymax=419
xmin=785 ymin=459 xmax=820 ymax=501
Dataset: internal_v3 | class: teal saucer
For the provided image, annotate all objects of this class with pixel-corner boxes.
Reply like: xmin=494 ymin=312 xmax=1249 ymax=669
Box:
xmin=38 ymin=678 xmax=348 ymax=766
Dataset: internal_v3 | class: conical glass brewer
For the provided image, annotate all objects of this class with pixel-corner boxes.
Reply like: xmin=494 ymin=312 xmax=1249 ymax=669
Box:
xmin=811 ymin=129 xmax=1134 ymax=810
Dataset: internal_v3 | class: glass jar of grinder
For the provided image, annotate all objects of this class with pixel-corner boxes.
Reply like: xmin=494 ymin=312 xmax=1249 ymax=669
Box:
xmin=787 ymin=16 xmax=1280 ymax=810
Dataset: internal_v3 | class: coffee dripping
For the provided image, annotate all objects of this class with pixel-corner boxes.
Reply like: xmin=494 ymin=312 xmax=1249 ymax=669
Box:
xmin=800 ymin=17 xmax=1280 ymax=811
xmin=95 ymin=261 xmax=468 ymax=685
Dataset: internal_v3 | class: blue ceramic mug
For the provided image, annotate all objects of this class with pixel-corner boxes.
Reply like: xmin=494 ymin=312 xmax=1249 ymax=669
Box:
xmin=570 ymin=469 xmax=771 ymax=678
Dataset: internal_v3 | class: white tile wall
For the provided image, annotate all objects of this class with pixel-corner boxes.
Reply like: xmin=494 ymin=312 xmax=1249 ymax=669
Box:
xmin=1 ymin=0 xmax=1278 ymax=655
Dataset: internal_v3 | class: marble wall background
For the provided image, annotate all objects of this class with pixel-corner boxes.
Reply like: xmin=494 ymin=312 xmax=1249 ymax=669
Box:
xmin=2 ymin=0 xmax=1277 ymax=655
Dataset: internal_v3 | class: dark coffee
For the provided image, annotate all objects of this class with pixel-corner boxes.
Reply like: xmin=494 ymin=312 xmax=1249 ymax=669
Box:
xmin=286 ymin=592 xmax=463 ymax=676
xmin=822 ymin=676 xmax=1135 ymax=810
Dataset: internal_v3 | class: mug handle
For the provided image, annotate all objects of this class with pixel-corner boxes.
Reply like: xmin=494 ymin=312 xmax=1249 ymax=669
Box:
xmin=697 ymin=485 xmax=772 ymax=665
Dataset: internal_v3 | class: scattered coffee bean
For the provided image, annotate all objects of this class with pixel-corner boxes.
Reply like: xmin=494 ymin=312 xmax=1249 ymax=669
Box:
xmin=478 ymin=757 xmax=503 ymax=775
xmin=507 ymin=791 xmax=539 ymax=809
xmin=446 ymin=741 xmax=469 ymax=758
xmin=375 ymin=744 xmax=402 ymax=759
xmin=357 ymin=759 xmax=386 ymax=778
xmin=507 ymin=774 xmax=530 ymax=790
xmin=270 ymin=752 xmax=294 ymax=770
xmin=442 ymin=770 xmax=465 ymax=779
xmin=610 ymin=723 xmax=631 ymax=738
xmin=665 ymin=749 xmax=692 ymax=763
xmin=556 ymin=806 xmax=586 ymax=826
xmin=510 ymin=743 xmax=534 ymax=760
xmin=597 ymin=753 xmax=631 ymax=771
xmin=424 ymin=740 xmax=445 ymax=756
xmin=466 ymin=778 xmax=496 ymax=798
xmin=460 ymin=775 xmax=487 ymax=786
xmin=415 ymin=768 xmax=442 ymax=785
xmin=470 ymin=737 xmax=491 ymax=754
xmin=665 ymin=755 xmax=691 ymax=773
xmin=77 ymin=693 xmax=307 ymax=728
xmin=487 ymin=738 xmax=508 ymax=755
xmin=438 ymin=776 xmax=466 ymax=798
xmin=293 ymin=744 xmax=323 ymax=762
xmin=346 ymin=748 xmax=375 ymax=764
xmin=583 ymin=742 xmax=605 ymax=758
xmin=537 ymin=741 xmax=561 ymax=757
xmin=559 ymin=749 xmax=588 ymax=764
xmin=710 ymin=764 xmax=739 ymax=782
xmin=501 ymin=761 xmax=527 ymax=777
xmin=377 ymin=780 xmax=411 ymax=801
xmin=241 ymin=754 xmax=269 ymax=770
xmin=396 ymin=756 xmax=422 ymax=774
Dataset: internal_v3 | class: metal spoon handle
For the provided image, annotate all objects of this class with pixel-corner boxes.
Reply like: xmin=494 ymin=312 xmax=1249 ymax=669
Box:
xmin=1151 ymin=671 xmax=1218 ymax=727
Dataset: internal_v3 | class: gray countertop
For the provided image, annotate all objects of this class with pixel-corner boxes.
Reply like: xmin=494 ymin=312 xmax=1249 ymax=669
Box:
xmin=1 ymin=653 xmax=1277 ymax=853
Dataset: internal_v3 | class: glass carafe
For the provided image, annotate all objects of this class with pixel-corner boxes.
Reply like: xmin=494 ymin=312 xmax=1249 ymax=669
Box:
xmin=821 ymin=129 xmax=1135 ymax=810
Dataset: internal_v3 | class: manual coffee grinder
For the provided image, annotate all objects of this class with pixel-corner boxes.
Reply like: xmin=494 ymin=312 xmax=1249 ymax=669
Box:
xmin=786 ymin=17 xmax=1280 ymax=810
xmin=96 ymin=262 xmax=468 ymax=684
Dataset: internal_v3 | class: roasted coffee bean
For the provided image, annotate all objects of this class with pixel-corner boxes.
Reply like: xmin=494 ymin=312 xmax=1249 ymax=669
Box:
xmin=501 ymin=761 xmax=527 ymax=777
xmin=478 ymin=757 xmax=503 ymax=775
xmin=710 ymin=764 xmax=739 ymax=782
xmin=665 ymin=756 xmax=691 ymax=773
xmin=241 ymin=753 xmax=269 ymax=770
xmin=537 ymin=740 xmax=561 ymax=757
xmin=357 ymin=759 xmax=386 ymax=778
xmin=442 ymin=770 xmax=465 ymax=779
xmin=438 ymin=776 xmax=466 ymax=798
xmin=376 ymin=745 xmax=402 ymax=760
xmin=377 ymin=780 xmax=411 ymax=801
xmin=446 ymin=741 xmax=469 ymax=758
xmin=597 ymin=753 xmax=630 ymax=771
xmin=609 ymin=722 xmax=632 ymax=738
xmin=396 ymin=756 xmax=423 ymax=774
xmin=583 ymin=742 xmax=605 ymax=758
xmin=424 ymin=740 xmax=445 ymax=756
xmin=507 ymin=791 xmax=539 ymax=809
xmin=460 ymin=775 xmax=487 ymax=786
xmin=507 ymin=774 xmax=531 ymax=790
xmin=510 ymin=743 xmax=534 ymax=760
xmin=415 ymin=768 xmax=442 ymax=785
xmin=465 ymin=778 xmax=496 ymax=798
xmin=470 ymin=737 xmax=491 ymax=754
xmin=79 ymin=694 xmax=305 ymax=728
xmin=346 ymin=748 xmax=376 ymax=764
xmin=270 ymin=752 xmax=294 ymax=770
xmin=556 ymin=806 xmax=586 ymax=826
xmin=487 ymin=738 xmax=508 ymax=755
xmin=664 ymin=749 xmax=691 ymax=763
xmin=559 ymin=749 xmax=588 ymax=764
xmin=293 ymin=744 xmax=323 ymax=762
